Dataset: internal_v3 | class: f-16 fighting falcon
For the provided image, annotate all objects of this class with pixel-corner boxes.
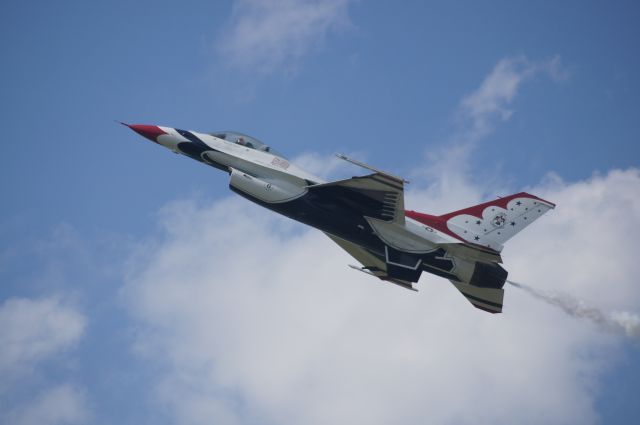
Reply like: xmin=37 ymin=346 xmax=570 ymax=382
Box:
xmin=123 ymin=123 xmax=555 ymax=313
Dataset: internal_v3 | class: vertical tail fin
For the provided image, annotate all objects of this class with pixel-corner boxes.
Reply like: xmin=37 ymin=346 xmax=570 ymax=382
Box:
xmin=439 ymin=192 xmax=555 ymax=251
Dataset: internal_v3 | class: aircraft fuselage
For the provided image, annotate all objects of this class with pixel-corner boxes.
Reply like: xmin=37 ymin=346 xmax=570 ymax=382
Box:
xmin=124 ymin=123 xmax=556 ymax=313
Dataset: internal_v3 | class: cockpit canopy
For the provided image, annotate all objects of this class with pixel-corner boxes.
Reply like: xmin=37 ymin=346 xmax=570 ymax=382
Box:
xmin=210 ymin=131 xmax=284 ymax=158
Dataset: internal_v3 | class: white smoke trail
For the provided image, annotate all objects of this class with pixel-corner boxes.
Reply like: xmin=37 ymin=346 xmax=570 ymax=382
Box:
xmin=507 ymin=280 xmax=640 ymax=341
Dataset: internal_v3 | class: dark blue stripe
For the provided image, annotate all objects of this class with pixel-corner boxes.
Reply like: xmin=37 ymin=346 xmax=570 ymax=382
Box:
xmin=176 ymin=129 xmax=210 ymax=150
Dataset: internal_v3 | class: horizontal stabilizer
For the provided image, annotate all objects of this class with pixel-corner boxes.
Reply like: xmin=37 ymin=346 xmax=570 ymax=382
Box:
xmin=349 ymin=265 xmax=417 ymax=291
xmin=450 ymin=280 xmax=504 ymax=313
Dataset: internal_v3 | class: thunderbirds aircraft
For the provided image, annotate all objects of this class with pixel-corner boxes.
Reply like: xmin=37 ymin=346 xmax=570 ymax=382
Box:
xmin=124 ymin=123 xmax=555 ymax=313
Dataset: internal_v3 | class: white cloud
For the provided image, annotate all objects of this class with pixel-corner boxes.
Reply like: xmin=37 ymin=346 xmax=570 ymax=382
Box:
xmin=459 ymin=55 xmax=568 ymax=142
xmin=0 ymin=297 xmax=85 ymax=376
xmin=291 ymin=150 xmax=361 ymax=180
xmin=0 ymin=298 xmax=89 ymax=424
xmin=218 ymin=0 xmax=353 ymax=72
xmin=407 ymin=55 xmax=568 ymax=205
xmin=123 ymin=166 xmax=640 ymax=425
xmin=5 ymin=384 xmax=89 ymax=425
xmin=509 ymin=169 xmax=640 ymax=307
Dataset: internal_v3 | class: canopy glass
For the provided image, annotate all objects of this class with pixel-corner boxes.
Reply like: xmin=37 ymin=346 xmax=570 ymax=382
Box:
xmin=210 ymin=132 xmax=284 ymax=158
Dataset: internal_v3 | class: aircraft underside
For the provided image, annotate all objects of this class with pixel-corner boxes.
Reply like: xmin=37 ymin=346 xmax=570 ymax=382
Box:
xmin=230 ymin=186 xmax=507 ymax=291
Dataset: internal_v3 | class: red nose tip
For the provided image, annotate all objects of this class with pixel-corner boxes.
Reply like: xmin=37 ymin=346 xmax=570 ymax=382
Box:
xmin=126 ymin=124 xmax=166 ymax=143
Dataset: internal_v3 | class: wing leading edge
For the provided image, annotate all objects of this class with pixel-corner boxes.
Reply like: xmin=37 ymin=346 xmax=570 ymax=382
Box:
xmin=308 ymin=172 xmax=406 ymax=224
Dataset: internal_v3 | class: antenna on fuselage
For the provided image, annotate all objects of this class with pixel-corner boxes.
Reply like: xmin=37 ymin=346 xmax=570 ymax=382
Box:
xmin=335 ymin=153 xmax=409 ymax=184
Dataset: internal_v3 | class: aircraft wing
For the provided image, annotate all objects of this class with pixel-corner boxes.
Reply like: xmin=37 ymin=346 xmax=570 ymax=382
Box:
xmin=308 ymin=172 xmax=406 ymax=224
xmin=325 ymin=233 xmax=417 ymax=291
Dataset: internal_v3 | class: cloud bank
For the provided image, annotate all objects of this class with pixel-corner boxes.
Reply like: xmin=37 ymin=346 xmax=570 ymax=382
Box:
xmin=0 ymin=297 xmax=88 ymax=425
xmin=0 ymin=297 xmax=85 ymax=376
xmin=123 ymin=166 xmax=640 ymax=425
xmin=459 ymin=55 xmax=567 ymax=143
xmin=218 ymin=0 xmax=354 ymax=72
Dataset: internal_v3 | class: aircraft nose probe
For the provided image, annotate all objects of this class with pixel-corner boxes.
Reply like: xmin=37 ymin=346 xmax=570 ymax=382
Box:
xmin=119 ymin=121 xmax=166 ymax=143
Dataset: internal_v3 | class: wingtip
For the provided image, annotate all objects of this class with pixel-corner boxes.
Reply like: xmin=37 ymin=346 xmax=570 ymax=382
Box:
xmin=521 ymin=192 xmax=556 ymax=208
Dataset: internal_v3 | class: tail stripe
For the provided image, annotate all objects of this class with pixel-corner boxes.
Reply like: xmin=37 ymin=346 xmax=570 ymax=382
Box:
xmin=406 ymin=192 xmax=554 ymax=253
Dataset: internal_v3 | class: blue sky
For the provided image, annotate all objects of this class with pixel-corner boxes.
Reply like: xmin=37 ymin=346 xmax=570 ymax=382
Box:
xmin=1 ymin=1 xmax=639 ymax=424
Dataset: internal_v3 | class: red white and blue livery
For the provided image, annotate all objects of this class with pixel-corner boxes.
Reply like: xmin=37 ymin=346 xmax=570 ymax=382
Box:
xmin=124 ymin=123 xmax=555 ymax=313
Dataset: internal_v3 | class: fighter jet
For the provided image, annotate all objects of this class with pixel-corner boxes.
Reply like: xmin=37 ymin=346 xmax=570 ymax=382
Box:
xmin=124 ymin=123 xmax=555 ymax=313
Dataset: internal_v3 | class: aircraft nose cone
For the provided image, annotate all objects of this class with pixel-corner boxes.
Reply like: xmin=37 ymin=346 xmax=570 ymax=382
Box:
xmin=126 ymin=123 xmax=166 ymax=143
